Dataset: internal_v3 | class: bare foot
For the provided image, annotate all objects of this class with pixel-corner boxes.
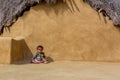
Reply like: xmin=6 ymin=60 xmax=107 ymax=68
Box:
xmin=43 ymin=61 xmax=48 ymax=64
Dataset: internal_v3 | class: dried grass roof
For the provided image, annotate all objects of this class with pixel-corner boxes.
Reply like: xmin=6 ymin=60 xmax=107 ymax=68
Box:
xmin=0 ymin=0 xmax=120 ymax=34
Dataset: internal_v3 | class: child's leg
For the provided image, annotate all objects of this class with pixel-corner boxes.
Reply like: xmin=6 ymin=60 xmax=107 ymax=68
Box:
xmin=32 ymin=58 xmax=41 ymax=64
xmin=42 ymin=58 xmax=48 ymax=64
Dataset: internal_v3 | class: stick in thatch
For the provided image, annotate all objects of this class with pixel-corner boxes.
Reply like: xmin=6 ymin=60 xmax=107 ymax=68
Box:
xmin=84 ymin=0 xmax=120 ymax=26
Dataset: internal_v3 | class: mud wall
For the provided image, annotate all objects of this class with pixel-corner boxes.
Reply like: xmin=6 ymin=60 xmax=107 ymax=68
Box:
xmin=1 ymin=0 xmax=120 ymax=62
xmin=0 ymin=37 xmax=11 ymax=64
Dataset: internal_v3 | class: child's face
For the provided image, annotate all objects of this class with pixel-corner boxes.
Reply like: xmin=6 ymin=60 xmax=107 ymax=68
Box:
xmin=37 ymin=47 xmax=43 ymax=53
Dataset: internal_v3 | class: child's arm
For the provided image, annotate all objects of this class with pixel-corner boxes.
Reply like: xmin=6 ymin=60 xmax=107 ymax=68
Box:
xmin=42 ymin=52 xmax=48 ymax=63
xmin=42 ymin=52 xmax=46 ymax=58
xmin=32 ymin=52 xmax=37 ymax=59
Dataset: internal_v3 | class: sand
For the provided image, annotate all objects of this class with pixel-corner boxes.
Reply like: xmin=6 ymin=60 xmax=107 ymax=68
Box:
xmin=0 ymin=61 xmax=120 ymax=80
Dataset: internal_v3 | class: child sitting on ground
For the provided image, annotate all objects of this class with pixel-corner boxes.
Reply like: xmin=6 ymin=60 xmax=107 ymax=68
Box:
xmin=31 ymin=45 xmax=48 ymax=64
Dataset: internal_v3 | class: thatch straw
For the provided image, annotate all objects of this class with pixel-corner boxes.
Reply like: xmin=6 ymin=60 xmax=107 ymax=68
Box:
xmin=0 ymin=0 xmax=57 ymax=34
xmin=84 ymin=0 xmax=120 ymax=26
xmin=0 ymin=0 xmax=120 ymax=34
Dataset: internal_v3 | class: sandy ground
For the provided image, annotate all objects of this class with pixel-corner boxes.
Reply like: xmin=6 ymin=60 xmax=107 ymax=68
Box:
xmin=0 ymin=61 xmax=120 ymax=80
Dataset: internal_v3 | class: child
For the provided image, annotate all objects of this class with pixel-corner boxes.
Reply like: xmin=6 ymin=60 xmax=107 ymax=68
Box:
xmin=31 ymin=45 xmax=48 ymax=64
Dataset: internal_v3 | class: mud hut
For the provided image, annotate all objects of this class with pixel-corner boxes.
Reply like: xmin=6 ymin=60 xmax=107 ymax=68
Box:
xmin=1 ymin=0 xmax=120 ymax=64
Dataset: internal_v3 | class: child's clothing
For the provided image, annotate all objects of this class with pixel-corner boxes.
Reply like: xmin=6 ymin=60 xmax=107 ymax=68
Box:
xmin=32 ymin=52 xmax=47 ymax=63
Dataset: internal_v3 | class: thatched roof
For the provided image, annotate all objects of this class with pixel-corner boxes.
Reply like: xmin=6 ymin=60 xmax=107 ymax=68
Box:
xmin=0 ymin=0 xmax=57 ymax=34
xmin=0 ymin=0 xmax=120 ymax=34
xmin=84 ymin=0 xmax=120 ymax=26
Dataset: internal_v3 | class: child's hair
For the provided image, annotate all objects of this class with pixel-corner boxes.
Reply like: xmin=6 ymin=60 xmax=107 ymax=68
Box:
xmin=36 ymin=45 xmax=44 ymax=50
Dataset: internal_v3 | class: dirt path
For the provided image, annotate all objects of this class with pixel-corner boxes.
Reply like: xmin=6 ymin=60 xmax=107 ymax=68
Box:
xmin=0 ymin=61 xmax=120 ymax=80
